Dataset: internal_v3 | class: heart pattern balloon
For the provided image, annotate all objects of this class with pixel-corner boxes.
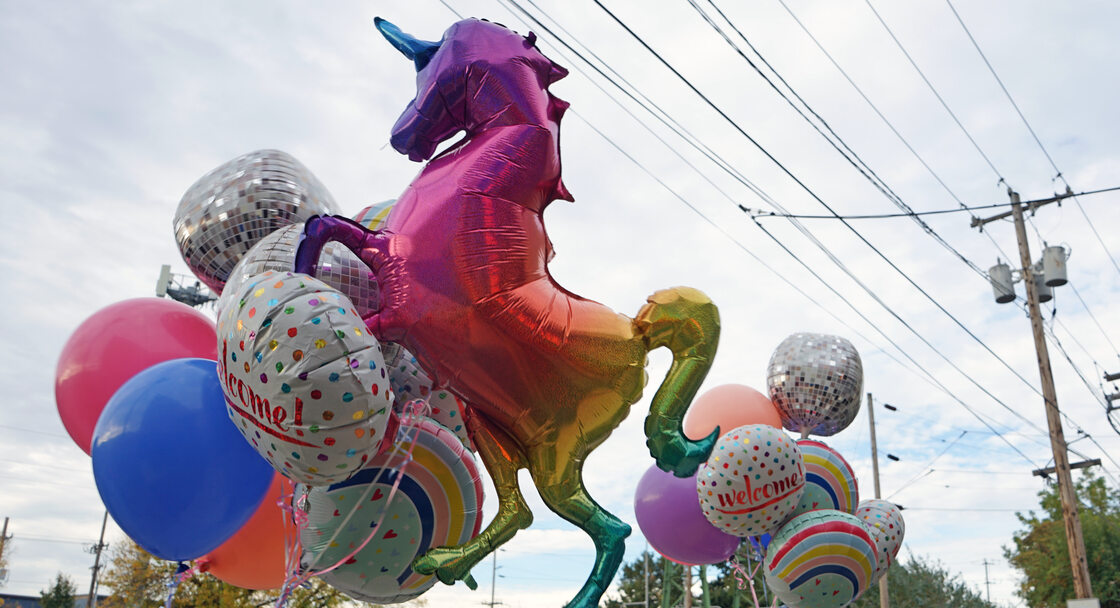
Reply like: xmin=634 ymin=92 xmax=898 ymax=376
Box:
xmin=697 ymin=424 xmax=805 ymax=537
xmin=299 ymin=417 xmax=484 ymax=603
xmin=764 ymin=510 xmax=878 ymax=608
xmin=767 ymin=333 xmax=863 ymax=437
xmin=789 ymin=439 xmax=859 ymax=518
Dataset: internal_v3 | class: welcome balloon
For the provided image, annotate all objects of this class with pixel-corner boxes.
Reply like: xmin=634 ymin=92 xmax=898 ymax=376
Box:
xmin=855 ymin=499 xmax=905 ymax=581
xmin=764 ymin=510 xmax=878 ymax=608
xmin=697 ymin=424 xmax=805 ymax=537
xmin=217 ymin=270 xmax=393 ymax=486
xmin=789 ymin=439 xmax=859 ymax=518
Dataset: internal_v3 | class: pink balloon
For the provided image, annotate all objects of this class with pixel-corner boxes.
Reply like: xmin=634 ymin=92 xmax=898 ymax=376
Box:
xmin=55 ymin=298 xmax=217 ymax=454
xmin=683 ymin=384 xmax=781 ymax=441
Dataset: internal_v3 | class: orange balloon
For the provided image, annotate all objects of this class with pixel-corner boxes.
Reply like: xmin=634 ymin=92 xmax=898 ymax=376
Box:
xmin=682 ymin=384 xmax=781 ymax=440
xmin=203 ymin=473 xmax=294 ymax=589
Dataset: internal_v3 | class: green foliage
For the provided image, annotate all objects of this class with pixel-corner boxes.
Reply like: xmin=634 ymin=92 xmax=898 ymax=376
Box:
xmin=98 ymin=538 xmax=373 ymax=608
xmin=849 ymin=556 xmax=995 ymax=608
xmin=602 ymin=551 xmax=700 ymax=608
xmin=40 ymin=572 xmax=77 ymax=608
xmin=1004 ymin=470 xmax=1120 ymax=608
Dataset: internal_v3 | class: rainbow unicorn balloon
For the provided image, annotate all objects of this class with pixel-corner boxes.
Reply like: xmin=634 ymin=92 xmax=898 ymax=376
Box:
xmin=295 ymin=18 xmax=721 ymax=607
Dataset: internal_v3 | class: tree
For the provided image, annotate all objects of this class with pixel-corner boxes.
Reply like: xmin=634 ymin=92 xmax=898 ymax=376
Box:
xmin=40 ymin=572 xmax=77 ymax=608
xmin=98 ymin=539 xmax=372 ymax=608
xmin=1004 ymin=470 xmax=1120 ymax=608
xmin=850 ymin=557 xmax=996 ymax=608
xmin=602 ymin=551 xmax=701 ymax=608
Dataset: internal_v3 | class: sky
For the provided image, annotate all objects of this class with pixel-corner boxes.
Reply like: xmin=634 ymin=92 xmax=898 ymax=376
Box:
xmin=1 ymin=1 xmax=1119 ymax=607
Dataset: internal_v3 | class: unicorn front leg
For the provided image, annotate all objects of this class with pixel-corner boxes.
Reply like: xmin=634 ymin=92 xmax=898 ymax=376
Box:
xmin=294 ymin=215 xmax=408 ymax=340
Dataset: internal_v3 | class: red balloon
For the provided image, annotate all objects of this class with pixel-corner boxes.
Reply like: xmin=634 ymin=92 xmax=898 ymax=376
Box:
xmin=682 ymin=384 xmax=781 ymax=441
xmin=204 ymin=473 xmax=294 ymax=589
xmin=55 ymin=298 xmax=216 ymax=454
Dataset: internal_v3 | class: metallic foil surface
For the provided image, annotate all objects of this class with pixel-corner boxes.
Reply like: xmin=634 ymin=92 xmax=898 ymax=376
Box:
xmin=174 ymin=149 xmax=341 ymax=294
xmin=767 ymin=333 xmax=863 ymax=437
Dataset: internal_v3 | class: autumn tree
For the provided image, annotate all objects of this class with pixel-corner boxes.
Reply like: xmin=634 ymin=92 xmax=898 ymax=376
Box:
xmin=40 ymin=572 xmax=77 ymax=608
xmin=849 ymin=556 xmax=995 ymax=608
xmin=1004 ymin=470 xmax=1120 ymax=608
xmin=98 ymin=538 xmax=372 ymax=607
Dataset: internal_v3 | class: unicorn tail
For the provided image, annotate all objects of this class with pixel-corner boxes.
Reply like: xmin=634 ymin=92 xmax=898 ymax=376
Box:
xmin=634 ymin=287 xmax=721 ymax=477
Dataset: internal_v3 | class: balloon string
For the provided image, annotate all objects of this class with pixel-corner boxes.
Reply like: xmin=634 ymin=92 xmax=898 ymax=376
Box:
xmin=730 ymin=555 xmax=750 ymax=590
xmin=163 ymin=559 xmax=207 ymax=608
xmin=273 ymin=398 xmax=430 ymax=607
xmin=746 ymin=559 xmax=764 ymax=608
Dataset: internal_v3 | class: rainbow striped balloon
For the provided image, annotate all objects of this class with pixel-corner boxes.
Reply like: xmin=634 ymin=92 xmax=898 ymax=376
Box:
xmin=353 ymin=199 xmax=396 ymax=230
xmin=789 ymin=439 xmax=859 ymax=519
xmin=764 ymin=510 xmax=877 ymax=608
xmin=299 ymin=417 xmax=484 ymax=603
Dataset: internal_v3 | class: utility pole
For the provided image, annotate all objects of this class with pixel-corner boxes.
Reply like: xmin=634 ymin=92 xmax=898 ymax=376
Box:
xmin=974 ymin=189 xmax=1093 ymax=599
xmin=981 ymin=559 xmax=993 ymax=603
xmin=645 ymin=548 xmax=650 ymax=608
xmin=867 ymin=394 xmax=890 ymax=608
xmin=0 ymin=516 xmax=11 ymax=584
xmin=86 ymin=511 xmax=109 ymax=608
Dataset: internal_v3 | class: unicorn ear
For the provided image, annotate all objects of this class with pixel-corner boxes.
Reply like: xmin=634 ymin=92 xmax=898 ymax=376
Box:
xmin=374 ymin=17 xmax=441 ymax=72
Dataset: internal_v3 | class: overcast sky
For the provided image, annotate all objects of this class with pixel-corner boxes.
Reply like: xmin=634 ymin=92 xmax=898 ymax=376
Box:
xmin=2 ymin=1 xmax=1118 ymax=607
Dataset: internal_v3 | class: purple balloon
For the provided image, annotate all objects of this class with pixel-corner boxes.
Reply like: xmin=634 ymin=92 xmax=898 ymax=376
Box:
xmin=635 ymin=464 xmax=741 ymax=565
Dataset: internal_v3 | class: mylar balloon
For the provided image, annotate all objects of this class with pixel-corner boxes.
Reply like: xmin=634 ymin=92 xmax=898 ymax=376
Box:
xmin=91 ymin=358 xmax=274 ymax=561
xmin=56 ymin=298 xmax=216 ymax=455
xmin=789 ymin=439 xmax=859 ymax=518
xmin=219 ymin=224 xmax=381 ymax=322
xmin=635 ymin=465 xmax=740 ymax=566
xmin=764 ymin=510 xmax=878 ymax=608
xmin=426 ymin=388 xmax=471 ymax=450
xmin=697 ymin=424 xmax=805 ymax=537
xmin=855 ymin=499 xmax=905 ymax=581
xmin=683 ymin=384 xmax=782 ymax=441
xmin=353 ymin=199 xmax=397 ymax=229
xmin=217 ymin=270 xmax=393 ymax=486
xmin=299 ymin=417 xmax=484 ymax=603
xmin=767 ymin=333 xmax=863 ymax=437
xmin=174 ymin=149 xmax=342 ymax=293
xmin=383 ymin=343 xmax=434 ymax=407
xmin=204 ymin=473 xmax=295 ymax=590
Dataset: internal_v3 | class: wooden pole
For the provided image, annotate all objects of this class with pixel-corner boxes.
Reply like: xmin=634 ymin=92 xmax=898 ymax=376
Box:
xmin=87 ymin=511 xmax=108 ymax=608
xmin=867 ymin=393 xmax=890 ymax=608
xmin=1010 ymin=193 xmax=1093 ymax=598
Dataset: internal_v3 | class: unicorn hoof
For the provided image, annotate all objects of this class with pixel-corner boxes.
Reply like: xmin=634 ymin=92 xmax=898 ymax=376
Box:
xmin=649 ymin=426 xmax=718 ymax=478
xmin=413 ymin=547 xmax=477 ymax=586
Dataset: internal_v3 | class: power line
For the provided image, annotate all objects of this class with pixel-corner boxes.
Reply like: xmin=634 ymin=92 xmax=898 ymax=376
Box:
xmin=944 ymin=0 xmax=1120 ymax=277
xmin=691 ymin=0 xmax=994 ymax=284
xmin=747 ymin=186 xmax=1120 ymax=220
xmin=864 ymin=0 xmax=1004 ymax=181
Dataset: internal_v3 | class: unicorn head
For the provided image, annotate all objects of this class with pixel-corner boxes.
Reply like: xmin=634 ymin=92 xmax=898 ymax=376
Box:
xmin=375 ymin=18 xmax=568 ymax=162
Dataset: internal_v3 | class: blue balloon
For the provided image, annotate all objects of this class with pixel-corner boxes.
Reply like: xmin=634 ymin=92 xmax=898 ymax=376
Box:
xmin=91 ymin=358 xmax=273 ymax=560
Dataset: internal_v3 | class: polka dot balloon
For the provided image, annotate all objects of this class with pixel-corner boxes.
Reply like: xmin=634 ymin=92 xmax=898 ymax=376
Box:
xmin=855 ymin=499 xmax=905 ymax=582
xmin=217 ymin=270 xmax=393 ymax=486
xmin=696 ymin=424 xmax=805 ymax=537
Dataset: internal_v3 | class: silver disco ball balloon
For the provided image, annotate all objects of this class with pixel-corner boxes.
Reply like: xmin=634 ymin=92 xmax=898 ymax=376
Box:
xmin=174 ymin=149 xmax=342 ymax=294
xmin=767 ymin=333 xmax=863 ymax=437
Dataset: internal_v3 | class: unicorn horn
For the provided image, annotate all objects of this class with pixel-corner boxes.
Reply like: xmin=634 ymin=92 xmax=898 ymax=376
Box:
xmin=374 ymin=17 xmax=441 ymax=72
